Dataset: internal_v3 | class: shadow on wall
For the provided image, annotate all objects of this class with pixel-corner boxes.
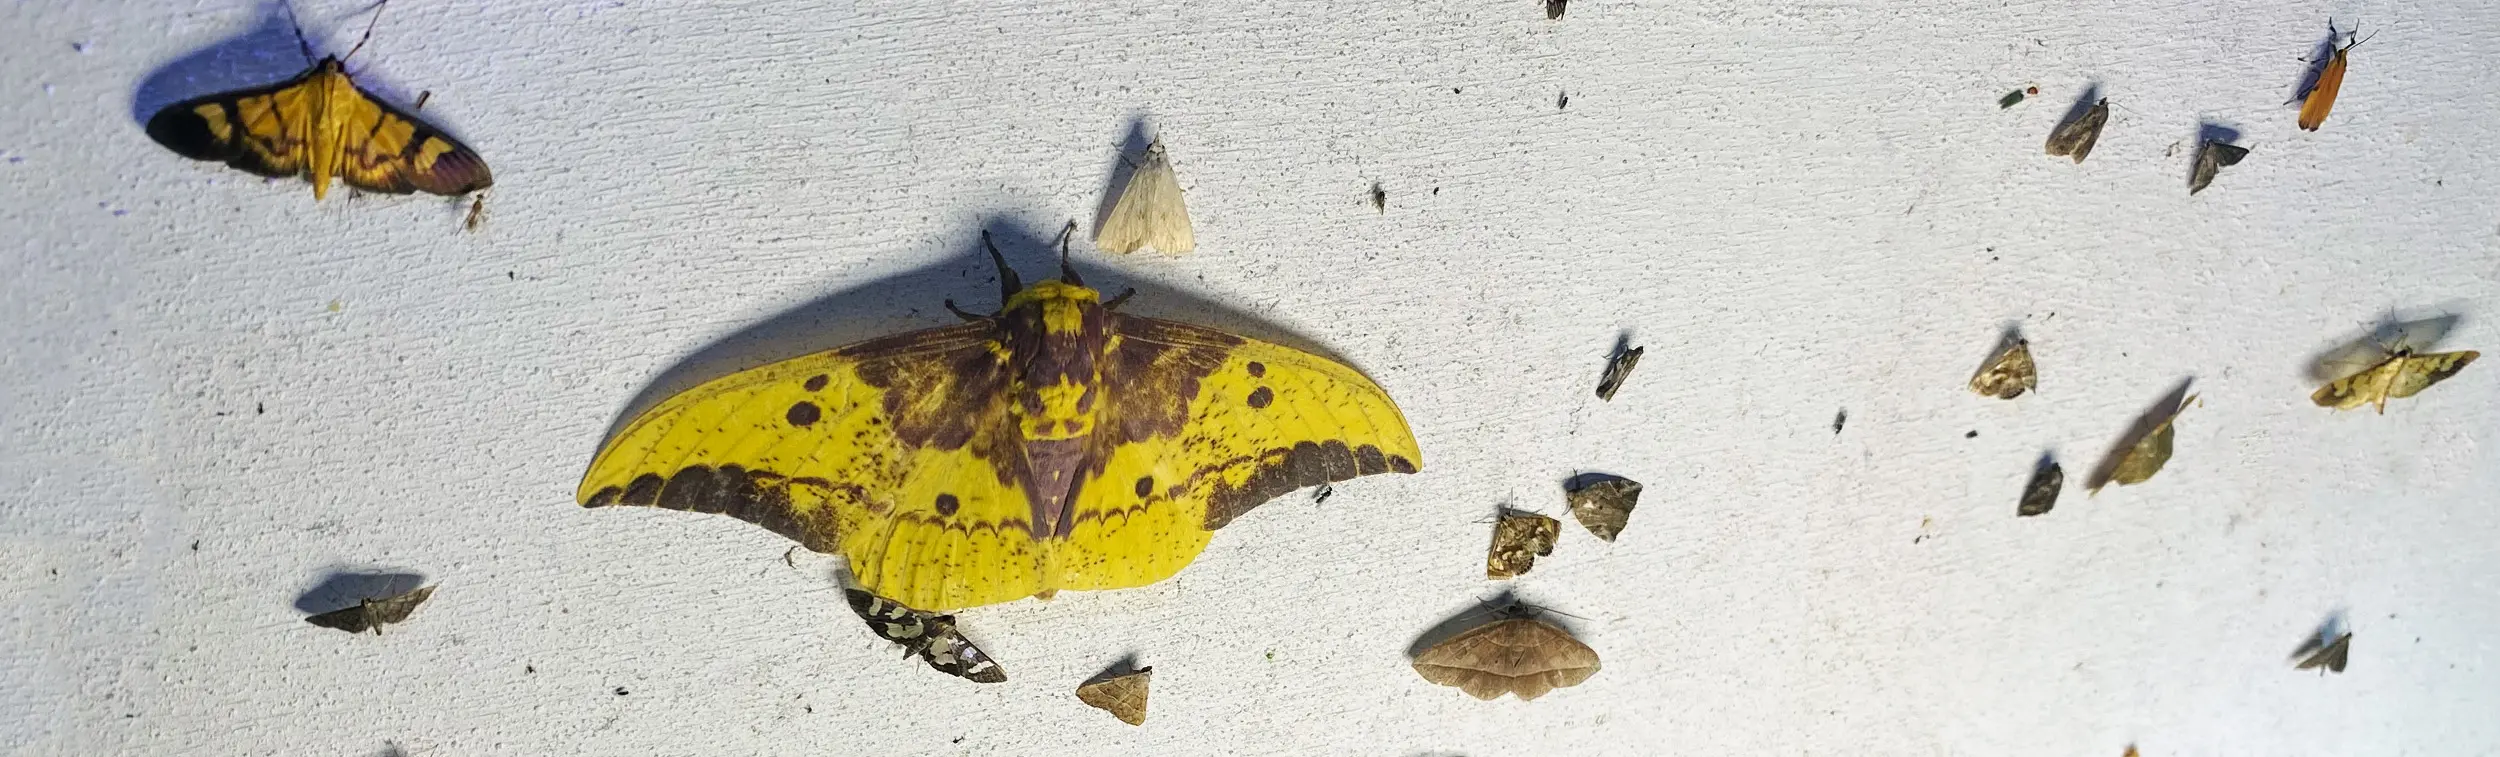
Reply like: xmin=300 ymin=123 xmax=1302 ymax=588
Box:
xmin=131 ymin=0 xmax=435 ymax=133
xmin=294 ymin=569 xmax=428 ymax=615
xmin=591 ymin=214 xmax=1355 ymax=448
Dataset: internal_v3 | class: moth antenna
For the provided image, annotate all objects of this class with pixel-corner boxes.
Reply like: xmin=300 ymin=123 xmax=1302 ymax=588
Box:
xmin=943 ymin=299 xmax=985 ymax=323
xmin=1103 ymin=288 xmax=1136 ymax=310
xmin=979 ymin=231 xmax=1021 ymax=300
xmin=341 ymin=0 xmax=389 ymax=65
xmin=283 ymin=1 xmax=316 ymax=65
xmin=1056 ymin=221 xmax=1082 ymax=285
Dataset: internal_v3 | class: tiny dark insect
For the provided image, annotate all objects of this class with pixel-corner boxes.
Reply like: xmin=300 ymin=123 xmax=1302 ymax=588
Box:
xmin=413 ymin=90 xmax=431 ymax=110
xmin=2018 ymin=460 xmax=2063 ymax=517
xmin=1546 ymin=0 xmax=1566 ymax=20
xmin=1594 ymin=346 xmax=1643 ymax=401
xmin=1832 ymin=409 xmax=1846 ymax=434
xmin=1312 ymin=483 xmax=1334 ymax=504
xmin=614 ymin=687 xmax=629 ymax=696
xmin=1557 ymin=91 xmax=1569 ymax=109
xmin=1370 ymin=183 xmax=1386 ymax=213
xmin=1965 ymin=430 xmax=1979 ymax=439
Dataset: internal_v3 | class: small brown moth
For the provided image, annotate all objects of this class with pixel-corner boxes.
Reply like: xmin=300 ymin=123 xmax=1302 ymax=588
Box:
xmin=1371 ymin=182 xmax=1386 ymax=213
xmin=1076 ymin=667 xmax=1153 ymax=725
xmin=2295 ymin=631 xmax=2352 ymax=673
xmin=305 ymin=584 xmax=436 ymax=635
xmin=1564 ymin=476 xmax=1642 ymax=541
xmin=2311 ymin=345 xmax=2478 ymax=413
xmin=1969 ymin=339 xmax=2037 ymax=399
xmin=844 ymin=588 xmax=1007 ymax=683
xmin=2189 ymin=141 xmax=2249 ymax=195
xmin=1594 ymin=345 xmax=1642 ymax=401
xmin=2017 ymin=460 xmax=2062 ymax=517
xmin=463 ymin=192 xmax=487 ymax=232
xmin=2045 ymin=99 xmax=2110 ymax=163
xmin=2091 ymin=393 xmax=2198 ymax=495
xmin=1546 ymin=0 xmax=1567 ymax=20
xmin=1486 ymin=509 xmax=1561 ymax=579
xmin=1412 ymin=612 xmax=1601 ymax=701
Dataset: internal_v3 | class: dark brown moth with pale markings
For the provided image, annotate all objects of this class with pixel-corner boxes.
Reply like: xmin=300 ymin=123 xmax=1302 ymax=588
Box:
xmin=305 ymin=584 xmax=436 ymax=635
xmin=1486 ymin=509 xmax=1561 ymax=579
xmin=1594 ymin=345 xmax=1642 ymax=401
xmin=1565 ymin=476 xmax=1641 ymax=541
xmin=2189 ymin=141 xmax=2249 ymax=195
xmin=2017 ymin=460 xmax=2062 ymax=517
xmin=844 ymin=588 xmax=1006 ymax=683
xmin=2045 ymin=99 xmax=2110 ymax=163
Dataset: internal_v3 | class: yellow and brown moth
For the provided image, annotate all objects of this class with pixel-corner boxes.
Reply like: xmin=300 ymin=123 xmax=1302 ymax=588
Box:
xmin=2311 ymin=345 xmax=2478 ymax=413
xmin=844 ymin=588 xmax=1006 ymax=683
xmin=1486 ymin=508 xmax=1562 ymax=579
xmin=305 ymin=584 xmax=436 ymax=635
xmin=2294 ymin=631 xmax=2352 ymax=674
xmin=2298 ymin=24 xmax=2373 ymax=132
xmin=1412 ymin=610 xmax=1600 ymax=701
xmin=2091 ymin=393 xmax=2198 ymax=495
xmin=2045 ymin=99 xmax=2110 ymax=163
xmin=580 ymin=226 xmax=1421 ymax=611
xmin=1969 ymin=338 xmax=2037 ymax=399
xmin=1564 ymin=476 xmax=1641 ymax=541
xmin=144 ymin=6 xmax=490 ymax=201
xmin=1075 ymin=667 xmax=1153 ymax=725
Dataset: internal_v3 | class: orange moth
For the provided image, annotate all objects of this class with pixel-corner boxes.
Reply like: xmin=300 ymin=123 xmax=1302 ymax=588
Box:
xmin=2299 ymin=24 xmax=2373 ymax=131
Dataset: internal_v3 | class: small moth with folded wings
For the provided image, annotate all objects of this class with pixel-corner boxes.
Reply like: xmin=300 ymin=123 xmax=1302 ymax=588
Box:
xmin=844 ymin=588 xmax=1006 ymax=683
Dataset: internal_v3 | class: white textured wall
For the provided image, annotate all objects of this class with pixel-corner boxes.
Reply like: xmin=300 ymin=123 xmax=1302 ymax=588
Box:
xmin=5 ymin=0 xmax=2497 ymax=754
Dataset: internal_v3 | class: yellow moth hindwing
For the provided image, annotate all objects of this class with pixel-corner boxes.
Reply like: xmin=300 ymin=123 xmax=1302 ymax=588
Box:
xmin=579 ymin=231 xmax=1421 ymax=611
xmin=146 ymin=57 xmax=491 ymax=200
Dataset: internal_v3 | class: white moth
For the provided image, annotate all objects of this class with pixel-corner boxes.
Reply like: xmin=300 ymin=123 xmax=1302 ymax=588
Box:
xmin=1095 ymin=138 xmax=1195 ymax=254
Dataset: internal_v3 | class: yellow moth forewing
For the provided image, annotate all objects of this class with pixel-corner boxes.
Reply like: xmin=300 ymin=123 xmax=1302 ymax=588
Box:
xmin=2299 ymin=26 xmax=2372 ymax=132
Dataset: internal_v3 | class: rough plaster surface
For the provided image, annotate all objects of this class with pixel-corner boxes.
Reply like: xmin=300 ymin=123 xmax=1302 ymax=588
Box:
xmin=5 ymin=0 xmax=2498 ymax=755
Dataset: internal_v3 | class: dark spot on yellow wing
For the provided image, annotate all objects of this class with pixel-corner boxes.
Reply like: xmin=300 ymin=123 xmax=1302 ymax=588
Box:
xmin=787 ymin=401 xmax=821 ymax=427
xmin=1134 ymin=476 xmax=1154 ymax=497
xmin=1389 ymin=455 xmax=1417 ymax=474
xmin=804 ymin=374 xmax=829 ymax=392
xmin=1247 ymin=362 xmax=1266 ymax=377
xmin=1204 ymin=439 xmax=1387 ymax=529
xmin=620 ymin=474 xmax=665 ymax=506
xmin=1246 ymin=387 xmax=1274 ymax=409
xmin=935 ymin=493 xmax=960 ymax=517
xmin=596 ymin=465 xmax=844 ymax=552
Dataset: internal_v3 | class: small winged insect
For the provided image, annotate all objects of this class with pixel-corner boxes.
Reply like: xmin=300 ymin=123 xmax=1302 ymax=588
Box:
xmin=1594 ymin=345 xmax=1643 ymax=401
xmin=2189 ymin=141 xmax=2249 ymax=195
xmin=2044 ymin=99 xmax=2110 ymax=163
xmin=463 ymin=192 xmax=487 ymax=232
xmin=305 ymin=584 xmax=436 ymax=635
xmin=2017 ymin=459 xmax=2062 ymax=517
xmin=1312 ymin=483 xmax=1334 ymax=504
xmin=1486 ymin=509 xmax=1561 ymax=579
xmin=1969 ymin=338 xmax=2037 ymax=399
xmin=1371 ymin=182 xmax=1386 ymax=213
xmin=2091 ymin=393 xmax=2198 ymax=495
xmin=2297 ymin=23 xmax=2373 ymax=131
xmin=2311 ymin=341 xmax=2478 ymax=413
xmin=1096 ymin=138 xmax=1194 ymax=254
xmin=844 ymin=588 xmax=1006 ymax=683
xmin=1564 ymin=476 xmax=1642 ymax=541
xmin=1412 ymin=606 xmax=1600 ymax=701
xmin=1546 ymin=0 xmax=1567 ymax=20
xmin=1076 ymin=667 xmax=1153 ymax=725
xmin=2294 ymin=631 xmax=2351 ymax=673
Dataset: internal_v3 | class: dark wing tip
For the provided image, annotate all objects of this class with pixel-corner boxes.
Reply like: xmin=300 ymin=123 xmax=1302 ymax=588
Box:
xmin=145 ymin=103 xmax=234 ymax=161
xmin=412 ymin=147 xmax=493 ymax=196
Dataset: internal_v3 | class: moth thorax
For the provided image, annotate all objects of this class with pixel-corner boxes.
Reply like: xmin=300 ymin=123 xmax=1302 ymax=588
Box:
xmin=1016 ymin=378 xmax=1100 ymax=440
